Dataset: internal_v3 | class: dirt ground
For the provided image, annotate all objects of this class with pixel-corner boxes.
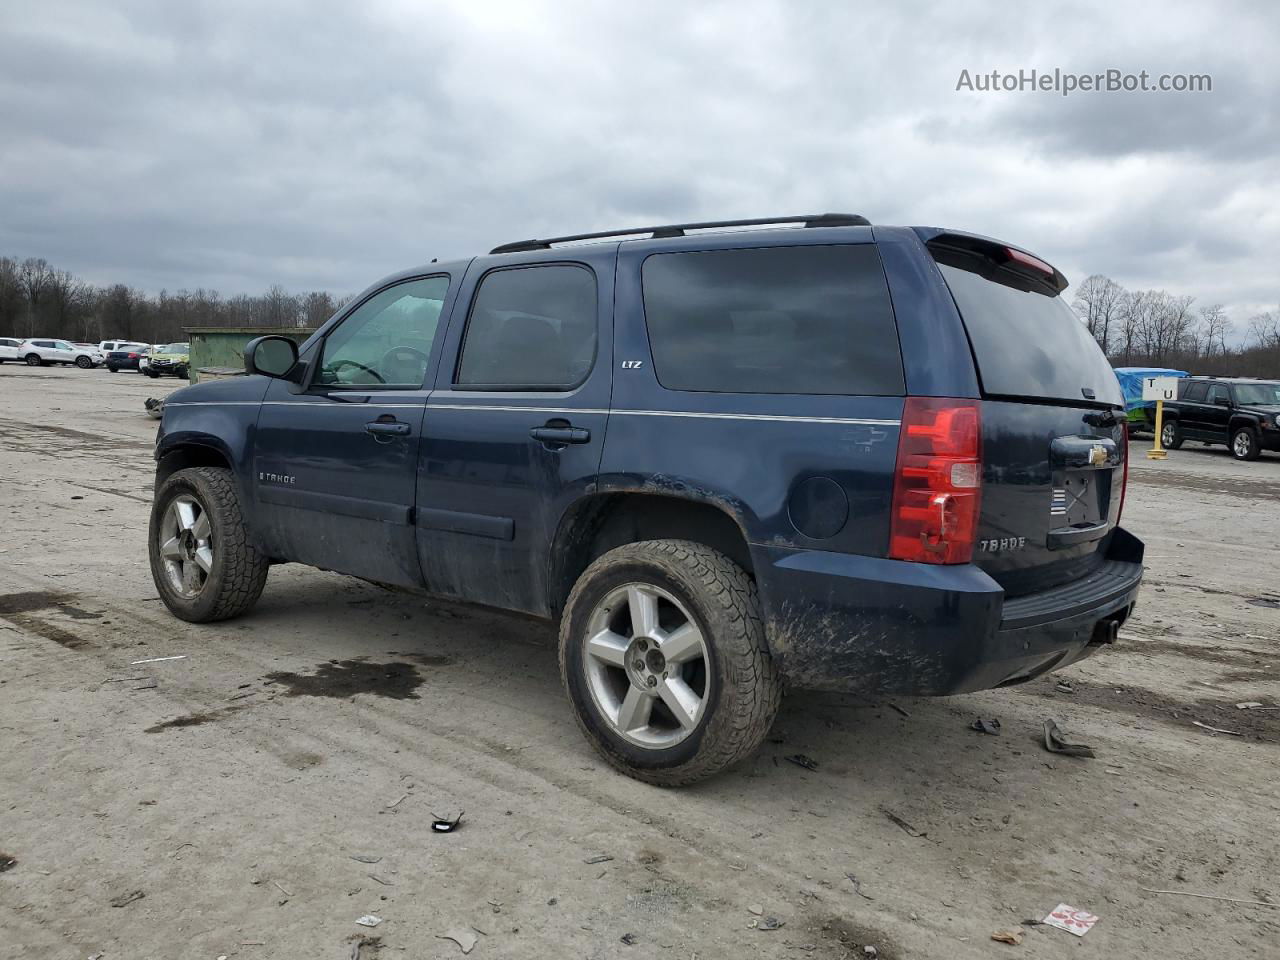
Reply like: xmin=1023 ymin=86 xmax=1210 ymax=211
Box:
xmin=1 ymin=364 xmax=1277 ymax=960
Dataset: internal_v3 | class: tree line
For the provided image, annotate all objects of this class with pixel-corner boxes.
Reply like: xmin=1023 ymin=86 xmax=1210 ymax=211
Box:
xmin=1073 ymin=274 xmax=1279 ymax=376
xmin=0 ymin=256 xmax=348 ymax=346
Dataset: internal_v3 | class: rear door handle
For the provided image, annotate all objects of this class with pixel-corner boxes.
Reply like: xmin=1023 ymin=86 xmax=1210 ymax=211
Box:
xmin=530 ymin=426 xmax=590 ymax=445
xmin=365 ymin=419 xmax=410 ymax=437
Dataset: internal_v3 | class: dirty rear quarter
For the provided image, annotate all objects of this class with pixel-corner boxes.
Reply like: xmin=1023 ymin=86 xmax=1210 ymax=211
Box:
xmin=599 ymin=225 xmax=1142 ymax=695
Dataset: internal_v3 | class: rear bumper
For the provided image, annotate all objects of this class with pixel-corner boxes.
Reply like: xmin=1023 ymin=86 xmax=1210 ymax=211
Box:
xmin=754 ymin=528 xmax=1144 ymax=695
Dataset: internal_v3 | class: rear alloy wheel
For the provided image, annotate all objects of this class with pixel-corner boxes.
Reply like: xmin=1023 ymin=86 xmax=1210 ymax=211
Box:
xmin=1161 ymin=419 xmax=1183 ymax=450
xmin=149 ymin=467 xmax=269 ymax=622
xmin=560 ymin=539 xmax=781 ymax=785
xmin=1231 ymin=427 xmax=1261 ymax=461
xmin=25 ymin=354 xmax=43 ymax=366
xmin=75 ymin=355 xmax=92 ymax=369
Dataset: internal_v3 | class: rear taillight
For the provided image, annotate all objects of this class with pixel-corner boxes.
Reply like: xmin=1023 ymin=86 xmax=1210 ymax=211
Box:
xmin=128 ymin=352 xmax=139 ymax=358
xmin=889 ymin=398 xmax=982 ymax=564
xmin=1116 ymin=421 xmax=1129 ymax=525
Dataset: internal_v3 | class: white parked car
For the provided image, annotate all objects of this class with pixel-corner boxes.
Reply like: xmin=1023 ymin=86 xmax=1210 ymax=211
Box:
xmin=99 ymin=339 xmax=148 ymax=355
xmin=17 ymin=338 xmax=104 ymax=368
xmin=0 ymin=336 xmax=25 ymax=362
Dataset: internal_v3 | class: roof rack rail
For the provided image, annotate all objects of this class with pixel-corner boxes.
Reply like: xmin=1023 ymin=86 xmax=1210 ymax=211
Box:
xmin=489 ymin=213 xmax=870 ymax=255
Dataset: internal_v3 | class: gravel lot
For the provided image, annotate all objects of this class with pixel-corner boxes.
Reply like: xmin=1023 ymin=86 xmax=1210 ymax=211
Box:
xmin=2 ymin=364 xmax=1277 ymax=959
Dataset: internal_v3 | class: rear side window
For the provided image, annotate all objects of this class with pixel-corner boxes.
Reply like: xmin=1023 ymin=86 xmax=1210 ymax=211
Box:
xmin=456 ymin=264 xmax=597 ymax=390
xmin=1181 ymin=381 xmax=1208 ymax=402
xmin=936 ymin=255 xmax=1122 ymax=406
xmin=640 ymin=245 xmax=903 ymax=395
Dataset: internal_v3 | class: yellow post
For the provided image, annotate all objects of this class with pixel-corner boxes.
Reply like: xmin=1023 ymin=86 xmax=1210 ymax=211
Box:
xmin=1147 ymin=398 xmax=1167 ymax=460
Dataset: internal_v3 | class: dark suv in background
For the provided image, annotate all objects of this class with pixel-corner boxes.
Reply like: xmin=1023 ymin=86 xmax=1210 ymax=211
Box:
xmin=147 ymin=214 xmax=1143 ymax=784
xmin=1159 ymin=377 xmax=1280 ymax=460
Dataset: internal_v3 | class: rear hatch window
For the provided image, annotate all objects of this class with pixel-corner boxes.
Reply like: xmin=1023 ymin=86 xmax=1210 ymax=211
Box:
xmin=932 ymin=240 xmax=1121 ymax=407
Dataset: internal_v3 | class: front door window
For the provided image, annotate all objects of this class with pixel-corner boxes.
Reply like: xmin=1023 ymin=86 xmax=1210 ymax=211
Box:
xmin=318 ymin=277 xmax=449 ymax=388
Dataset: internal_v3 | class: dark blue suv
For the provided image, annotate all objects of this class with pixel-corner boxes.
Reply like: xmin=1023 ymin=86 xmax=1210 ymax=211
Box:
xmin=149 ymin=214 xmax=1143 ymax=784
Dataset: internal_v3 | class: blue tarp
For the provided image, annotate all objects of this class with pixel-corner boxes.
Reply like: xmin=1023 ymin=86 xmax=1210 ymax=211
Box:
xmin=1113 ymin=367 xmax=1188 ymax=414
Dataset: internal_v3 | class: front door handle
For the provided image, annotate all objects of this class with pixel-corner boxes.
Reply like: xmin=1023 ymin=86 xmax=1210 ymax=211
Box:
xmin=365 ymin=419 xmax=410 ymax=437
xmin=530 ymin=425 xmax=590 ymax=445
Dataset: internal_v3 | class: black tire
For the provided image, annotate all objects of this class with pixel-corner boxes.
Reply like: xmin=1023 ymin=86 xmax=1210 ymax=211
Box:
xmin=559 ymin=539 xmax=781 ymax=786
xmin=75 ymin=355 xmax=92 ymax=369
xmin=1231 ymin=426 xmax=1261 ymax=461
xmin=174 ymin=365 xmax=188 ymax=380
xmin=1160 ymin=418 xmax=1183 ymax=450
xmin=25 ymin=354 xmax=43 ymax=366
xmin=146 ymin=369 xmax=159 ymax=378
xmin=149 ymin=467 xmax=269 ymax=622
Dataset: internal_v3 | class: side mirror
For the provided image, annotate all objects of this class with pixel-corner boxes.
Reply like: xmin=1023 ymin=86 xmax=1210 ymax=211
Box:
xmin=245 ymin=336 xmax=299 ymax=380
xmin=1214 ymin=395 xmax=1231 ymax=406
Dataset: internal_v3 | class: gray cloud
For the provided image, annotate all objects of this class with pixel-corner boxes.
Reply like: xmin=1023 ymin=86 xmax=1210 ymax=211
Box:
xmin=1 ymin=0 xmax=1276 ymax=333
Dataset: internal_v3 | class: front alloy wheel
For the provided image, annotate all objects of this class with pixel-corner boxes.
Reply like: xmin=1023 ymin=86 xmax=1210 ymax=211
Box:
xmin=149 ymin=466 xmax=269 ymax=622
xmin=583 ymin=583 xmax=710 ymax=748
xmin=1232 ymin=427 xmax=1260 ymax=461
xmin=157 ymin=494 xmax=214 ymax=598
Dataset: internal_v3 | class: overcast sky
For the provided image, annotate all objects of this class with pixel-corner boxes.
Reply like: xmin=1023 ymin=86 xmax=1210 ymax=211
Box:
xmin=2 ymin=0 xmax=1277 ymax=331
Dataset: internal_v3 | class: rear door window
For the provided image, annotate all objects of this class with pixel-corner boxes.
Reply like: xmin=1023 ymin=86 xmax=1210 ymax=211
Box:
xmin=1181 ymin=381 xmax=1208 ymax=402
xmin=640 ymin=244 xmax=903 ymax=395
xmin=455 ymin=264 xmax=597 ymax=390
xmin=935 ymin=257 xmax=1122 ymax=406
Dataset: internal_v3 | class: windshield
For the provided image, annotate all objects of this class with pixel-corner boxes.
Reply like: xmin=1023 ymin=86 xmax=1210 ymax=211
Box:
xmin=1234 ymin=382 xmax=1280 ymax=405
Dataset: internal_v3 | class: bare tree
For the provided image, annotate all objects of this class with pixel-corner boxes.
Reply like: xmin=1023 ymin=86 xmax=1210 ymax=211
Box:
xmin=17 ymin=258 xmax=52 ymax=337
xmin=0 ymin=257 xmax=23 ymax=335
xmin=302 ymin=291 xmax=338 ymax=328
xmin=1197 ymin=304 xmax=1231 ymax=360
xmin=1248 ymin=307 xmax=1280 ymax=350
xmin=1073 ymin=274 xmax=1125 ymax=355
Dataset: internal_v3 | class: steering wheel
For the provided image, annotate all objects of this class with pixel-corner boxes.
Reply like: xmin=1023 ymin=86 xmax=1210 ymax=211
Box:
xmin=327 ymin=358 xmax=386 ymax=384
xmin=380 ymin=346 xmax=430 ymax=381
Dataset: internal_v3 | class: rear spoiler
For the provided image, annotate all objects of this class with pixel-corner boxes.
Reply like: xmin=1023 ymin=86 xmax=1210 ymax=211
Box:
xmin=914 ymin=227 xmax=1069 ymax=294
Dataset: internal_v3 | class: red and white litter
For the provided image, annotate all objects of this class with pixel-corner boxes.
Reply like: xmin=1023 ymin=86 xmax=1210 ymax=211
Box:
xmin=1043 ymin=904 xmax=1100 ymax=936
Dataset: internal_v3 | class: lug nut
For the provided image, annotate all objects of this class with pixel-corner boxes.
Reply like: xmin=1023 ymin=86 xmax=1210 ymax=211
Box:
xmin=645 ymin=676 xmax=657 ymax=688
xmin=633 ymin=659 xmax=644 ymax=670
